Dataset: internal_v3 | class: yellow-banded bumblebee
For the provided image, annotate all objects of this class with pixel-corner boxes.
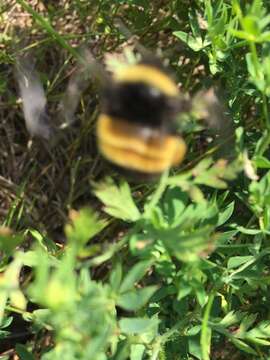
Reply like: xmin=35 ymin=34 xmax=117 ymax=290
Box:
xmin=96 ymin=60 xmax=187 ymax=177
xmin=16 ymin=44 xmax=231 ymax=179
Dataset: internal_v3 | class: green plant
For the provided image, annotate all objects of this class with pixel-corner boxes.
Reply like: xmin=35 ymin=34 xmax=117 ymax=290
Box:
xmin=2 ymin=0 xmax=270 ymax=359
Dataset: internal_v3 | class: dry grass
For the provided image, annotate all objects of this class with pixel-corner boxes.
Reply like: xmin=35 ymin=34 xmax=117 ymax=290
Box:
xmin=0 ymin=1 xmax=108 ymax=236
xmin=0 ymin=0 xmax=195 ymax=235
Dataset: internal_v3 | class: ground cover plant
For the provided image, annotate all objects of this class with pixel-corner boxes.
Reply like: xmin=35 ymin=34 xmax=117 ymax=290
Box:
xmin=1 ymin=0 xmax=270 ymax=359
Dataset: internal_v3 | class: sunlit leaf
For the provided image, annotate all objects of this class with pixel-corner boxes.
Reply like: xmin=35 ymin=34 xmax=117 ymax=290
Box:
xmin=94 ymin=179 xmax=140 ymax=222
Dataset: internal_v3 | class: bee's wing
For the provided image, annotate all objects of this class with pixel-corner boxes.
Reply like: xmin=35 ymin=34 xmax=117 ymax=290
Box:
xmin=192 ymin=88 xmax=226 ymax=130
xmin=16 ymin=44 xmax=109 ymax=139
xmin=58 ymin=66 xmax=90 ymax=128
xmin=59 ymin=47 xmax=109 ymax=128
xmin=192 ymin=88 xmax=235 ymax=160
xmin=15 ymin=56 xmax=53 ymax=140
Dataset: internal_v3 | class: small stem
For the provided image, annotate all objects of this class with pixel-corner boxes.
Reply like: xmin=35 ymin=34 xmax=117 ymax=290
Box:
xmin=259 ymin=216 xmax=265 ymax=232
xmin=86 ymin=236 xmax=129 ymax=267
xmin=5 ymin=305 xmax=33 ymax=319
xmin=183 ymin=56 xmax=200 ymax=91
xmin=249 ymin=42 xmax=270 ymax=131
xmin=200 ymin=291 xmax=215 ymax=360
xmin=262 ymin=93 xmax=270 ymax=130
xmin=236 ymin=214 xmax=257 ymax=243
xmin=250 ymin=42 xmax=260 ymax=78
xmin=160 ymin=313 xmax=195 ymax=343
xmin=257 ymin=131 xmax=270 ymax=156
xmin=144 ymin=170 xmax=168 ymax=218
xmin=150 ymin=338 xmax=162 ymax=360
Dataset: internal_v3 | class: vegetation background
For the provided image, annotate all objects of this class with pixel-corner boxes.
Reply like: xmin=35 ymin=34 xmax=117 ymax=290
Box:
xmin=1 ymin=0 xmax=270 ymax=359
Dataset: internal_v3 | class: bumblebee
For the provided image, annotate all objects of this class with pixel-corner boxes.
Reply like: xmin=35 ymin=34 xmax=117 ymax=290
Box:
xmin=96 ymin=60 xmax=187 ymax=177
xmin=17 ymin=46 xmax=230 ymax=178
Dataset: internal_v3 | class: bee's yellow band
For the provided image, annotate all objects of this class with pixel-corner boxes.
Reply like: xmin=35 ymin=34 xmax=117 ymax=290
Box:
xmin=114 ymin=64 xmax=179 ymax=97
xmin=97 ymin=114 xmax=186 ymax=173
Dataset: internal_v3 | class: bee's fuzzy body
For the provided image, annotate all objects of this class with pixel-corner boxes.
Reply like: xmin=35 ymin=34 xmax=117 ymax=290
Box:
xmin=97 ymin=62 xmax=187 ymax=177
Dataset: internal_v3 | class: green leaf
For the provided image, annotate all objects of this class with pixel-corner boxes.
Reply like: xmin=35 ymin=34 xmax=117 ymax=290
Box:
xmin=246 ymin=53 xmax=258 ymax=78
xmin=218 ymin=202 xmax=234 ymax=226
xmin=231 ymin=338 xmax=257 ymax=355
xmin=253 ymin=156 xmax=270 ymax=168
xmin=32 ymin=309 xmax=51 ymax=327
xmin=187 ymin=325 xmax=201 ymax=336
xmin=219 ymin=311 xmax=246 ymax=327
xmin=227 ymin=256 xmax=255 ymax=269
xmin=195 ymin=284 xmax=207 ymax=307
xmin=162 ymin=187 xmax=188 ymax=226
xmin=217 ymin=230 xmax=238 ymax=244
xmin=94 ymin=179 xmax=140 ymax=222
xmin=160 ymin=226 xmax=216 ymax=262
xmin=189 ymin=10 xmax=202 ymax=38
xmin=230 ymin=29 xmax=257 ymax=42
xmin=28 ymin=248 xmax=76 ymax=310
xmin=209 ymin=60 xmax=221 ymax=75
xmin=260 ymin=31 xmax=270 ymax=42
xmin=110 ymin=262 xmax=123 ymax=292
xmin=120 ymin=260 xmax=153 ymax=293
xmin=0 ymin=256 xmax=25 ymax=325
xmin=188 ymin=335 xmax=202 ymax=360
xmin=173 ymin=31 xmax=205 ymax=51
xmin=0 ymin=316 xmax=13 ymax=329
xmin=0 ymin=330 xmax=10 ymax=339
xmin=259 ymin=14 xmax=270 ymax=30
xmin=15 ymin=344 xmax=35 ymax=360
xmin=119 ymin=317 xmax=159 ymax=335
xmin=0 ymin=316 xmax=12 ymax=339
xmin=177 ymin=282 xmax=192 ymax=301
xmin=242 ymin=15 xmax=260 ymax=37
xmin=109 ymin=340 xmax=129 ymax=360
xmin=0 ymin=227 xmax=24 ymax=256
xmin=117 ymin=286 xmax=157 ymax=311
xmin=130 ymin=344 xmax=145 ymax=360
xmin=29 ymin=229 xmax=57 ymax=253
xmin=21 ymin=250 xmax=59 ymax=268
xmin=65 ymin=208 xmax=107 ymax=247
xmin=239 ymin=313 xmax=257 ymax=333
xmin=193 ymin=158 xmax=240 ymax=190
xmin=233 ymin=226 xmax=261 ymax=235
xmin=189 ymin=185 xmax=205 ymax=203
xmin=246 ymin=321 xmax=270 ymax=344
